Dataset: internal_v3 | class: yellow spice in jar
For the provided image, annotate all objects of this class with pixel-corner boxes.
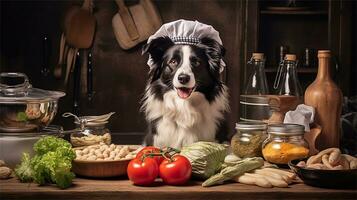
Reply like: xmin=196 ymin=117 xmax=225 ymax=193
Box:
xmin=262 ymin=142 xmax=309 ymax=164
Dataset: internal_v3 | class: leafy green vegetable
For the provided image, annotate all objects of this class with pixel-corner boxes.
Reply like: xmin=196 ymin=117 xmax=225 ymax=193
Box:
xmin=15 ymin=136 xmax=75 ymax=189
xmin=202 ymin=157 xmax=264 ymax=187
xmin=16 ymin=112 xmax=28 ymax=122
xmin=180 ymin=142 xmax=228 ymax=179
xmin=14 ymin=153 xmax=34 ymax=182
xmin=34 ymin=136 xmax=72 ymax=156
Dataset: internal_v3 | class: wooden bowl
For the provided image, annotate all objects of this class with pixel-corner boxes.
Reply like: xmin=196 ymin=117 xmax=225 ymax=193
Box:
xmin=72 ymin=158 xmax=132 ymax=178
xmin=72 ymin=145 xmax=141 ymax=178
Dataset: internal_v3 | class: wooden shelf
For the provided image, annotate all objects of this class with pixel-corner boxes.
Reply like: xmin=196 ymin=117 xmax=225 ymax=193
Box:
xmin=260 ymin=10 xmax=328 ymax=15
xmin=265 ymin=67 xmax=317 ymax=73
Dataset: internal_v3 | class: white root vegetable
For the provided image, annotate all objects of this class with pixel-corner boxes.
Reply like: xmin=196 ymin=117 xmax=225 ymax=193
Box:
xmin=322 ymin=154 xmax=334 ymax=169
xmin=235 ymin=174 xmax=272 ymax=188
xmin=247 ymin=173 xmax=288 ymax=188
xmin=261 ymin=168 xmax=296 ymax=180
xmin=338 ymin=156 xmax=350 ymax=170
xmin=242 ymin=173 xmax=273 ymax=188
xmin=328 ymin=149 xmax=341 ymax=166
xmin=306 ymin=163 xmax=328 ymax=170
xmin=254 ymin=169 xmax=289 ymax=183
xmin=306 ymin=148 xmax=339 ymax=165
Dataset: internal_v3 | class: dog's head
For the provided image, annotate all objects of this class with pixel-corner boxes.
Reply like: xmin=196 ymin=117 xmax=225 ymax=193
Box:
xmin=142 ymin=37 xmax=225 ymax=101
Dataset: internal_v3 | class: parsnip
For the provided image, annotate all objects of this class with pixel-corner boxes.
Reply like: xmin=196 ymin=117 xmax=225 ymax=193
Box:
xmin=244 ymin=173 xmax=274 ymax=188
xmin=307 ymin=148 xmax=339 ymax=165
xmin=342 ymin=154 xmax=357 ymax=169
xmin=328 ymin=149 xmax=341 ymax=166
xmin=322 ymin=154 xmax=334 ymax=169
xmin=338 ymin=156 xmax=350 ymax=170
xmin=262 ymin=168 xmax=296 ymax=180
xmin=235 ymin=174 xmax=272 ymax=188
xmin=247 ymin=172 xmax=288 ymax=188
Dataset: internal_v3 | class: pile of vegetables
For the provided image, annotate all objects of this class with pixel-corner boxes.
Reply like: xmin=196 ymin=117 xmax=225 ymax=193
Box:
xmin=127 ymin=146 xmax=192 ymax=186
xmin=14 ymin=136 xmax=75 ymax=189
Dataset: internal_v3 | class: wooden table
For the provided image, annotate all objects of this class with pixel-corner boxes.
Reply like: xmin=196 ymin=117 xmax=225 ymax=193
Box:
xmin=1 ymin=178 xmax=356 ymax=200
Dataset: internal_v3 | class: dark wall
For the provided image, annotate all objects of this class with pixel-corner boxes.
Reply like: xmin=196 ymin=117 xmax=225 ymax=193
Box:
xmin=0 ymin=0 xmax=243 ymax=144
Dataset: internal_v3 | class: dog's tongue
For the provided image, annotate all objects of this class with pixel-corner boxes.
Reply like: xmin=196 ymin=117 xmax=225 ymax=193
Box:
xmin=177 ymin=88 xmax=193 ymax=99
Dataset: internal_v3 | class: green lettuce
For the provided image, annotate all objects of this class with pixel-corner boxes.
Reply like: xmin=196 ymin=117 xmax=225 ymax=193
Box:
xmin=15 ymin=136 xmax=75 ymax=189
xmin=180 ymin=142 xmax=228 ymax=179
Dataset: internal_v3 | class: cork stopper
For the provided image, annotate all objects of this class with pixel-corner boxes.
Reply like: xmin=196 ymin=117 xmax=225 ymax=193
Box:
xmin=318 ymin=50 xmax=331 ymax=58
xmin=285 ymin=54 xmax=296 ymax=61
xmin=252 ymin=53 xmax=264 ymax=61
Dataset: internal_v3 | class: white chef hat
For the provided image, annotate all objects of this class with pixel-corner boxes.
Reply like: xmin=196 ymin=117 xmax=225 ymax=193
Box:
xmin=146 ymin=19 xmax=226 ymax=73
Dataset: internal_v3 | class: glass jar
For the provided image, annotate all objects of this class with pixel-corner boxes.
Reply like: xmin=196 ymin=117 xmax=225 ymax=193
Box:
xmin=231 ymin=122 xmax=267 ymax=158
xmin=262 ymin=124 xmax=309 ymax=164
xmin=63 ymin=112 xmax=114 ymax=147
xmin=70 ymin=121 xmax=111 ymax=147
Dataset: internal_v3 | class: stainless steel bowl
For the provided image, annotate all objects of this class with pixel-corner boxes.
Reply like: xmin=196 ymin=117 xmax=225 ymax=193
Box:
xmin=0 ymin=72 xmax=65 ymax=132
xmin=0 ymin=125 xmax=64 ymax=168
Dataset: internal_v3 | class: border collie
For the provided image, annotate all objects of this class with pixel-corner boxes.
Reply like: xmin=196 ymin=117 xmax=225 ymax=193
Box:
xmin=141 ymin=37 xmax=229 ymax=149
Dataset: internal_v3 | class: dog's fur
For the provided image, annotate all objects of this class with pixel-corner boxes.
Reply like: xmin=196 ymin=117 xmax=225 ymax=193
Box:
xmin=141 ymin=37 xmax=229 ymax=149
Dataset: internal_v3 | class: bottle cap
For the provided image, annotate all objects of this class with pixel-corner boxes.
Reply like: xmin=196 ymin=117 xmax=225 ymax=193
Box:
xmin=285 ymin=54 xmax=297 ymax=61
xmin=252 ymin=53 xmax=264 ymax=61
xmin=318 ymin=50 xmax=331 ymax=58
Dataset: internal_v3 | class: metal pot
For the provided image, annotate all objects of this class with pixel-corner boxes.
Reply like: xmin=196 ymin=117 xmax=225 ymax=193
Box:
xmin=0 ymin=125 xmax=64 ymax=168
xmin=0 ymin=72 xmax=65 ymax=132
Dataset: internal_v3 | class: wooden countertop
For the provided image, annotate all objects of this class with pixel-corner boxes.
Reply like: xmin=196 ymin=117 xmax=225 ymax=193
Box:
xmin=1 ymin=178 xmax=356 ymax=200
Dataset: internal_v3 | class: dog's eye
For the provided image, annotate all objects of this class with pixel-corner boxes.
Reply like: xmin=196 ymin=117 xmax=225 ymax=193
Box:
xmin=169 ymin=59 xmax=177 ymax=66
xmin=193 ymin=60 xmax=200 ymax=66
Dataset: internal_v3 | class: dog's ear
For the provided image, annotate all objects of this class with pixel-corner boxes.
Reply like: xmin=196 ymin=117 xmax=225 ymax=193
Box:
xmin=142 ymin=37 xmax=174 ymax=63
xmin=198 ymin=37 xmax=225 ymax=73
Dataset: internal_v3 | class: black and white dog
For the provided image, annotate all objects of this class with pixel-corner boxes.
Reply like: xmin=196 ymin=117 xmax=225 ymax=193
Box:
xmin=141 ymin=36 xmax=229 ymax=149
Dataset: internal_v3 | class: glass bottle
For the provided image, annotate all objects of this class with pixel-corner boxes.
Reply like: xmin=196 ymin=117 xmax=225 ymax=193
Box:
xmin=273 ymin=54 xmax=303 ymax=97
xmin=244 ymin=53 xmax=269 ymax=95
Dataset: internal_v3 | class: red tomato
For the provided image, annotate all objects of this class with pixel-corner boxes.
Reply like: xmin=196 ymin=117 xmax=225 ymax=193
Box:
xmin=136 ymin=146 xmax=164 ymax=165
xmin=159 ymin=155 xmax=192 ymax=185
xmin=127 ymin=157 xmax=159 ymax=186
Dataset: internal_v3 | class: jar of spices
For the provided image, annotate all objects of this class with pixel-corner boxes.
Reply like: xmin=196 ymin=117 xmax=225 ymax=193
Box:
xmin=231 ymin=122 xmax=267 ymax=158
xmin=63 ymin=112 xmax=114 ymax=147
xmin=262 ymin=124 xmax=309 ymax=164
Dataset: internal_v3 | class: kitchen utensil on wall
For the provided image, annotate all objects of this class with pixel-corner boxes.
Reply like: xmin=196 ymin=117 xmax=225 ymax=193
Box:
xmin=87 ymin=50 xmax=94 ymax=101
xmin=65 ymin=0 xmax=96 ymax=49
xmin=244 ymin=53 xmax=269 ymax=95
xmin=274 ymin=54 xmax=303 ymax=98
xmin=41 ymin=35 xmax=50 ymax=77
xmin=112 ymin=0 xmax=162 ymax=50
xmin=304 ymin=50 xmax=343 ymax=150
xmin=73 ymin=51 xmax=81 ymax=115
xmin=54 ymin=34 xmax=68 ymax=79
xmin=0 ymin=73 xmax=65 ymax=133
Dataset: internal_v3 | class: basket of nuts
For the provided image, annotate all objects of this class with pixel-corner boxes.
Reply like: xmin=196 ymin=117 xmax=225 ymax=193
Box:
xmin=72 ymin=143 xmax=142 ymax=178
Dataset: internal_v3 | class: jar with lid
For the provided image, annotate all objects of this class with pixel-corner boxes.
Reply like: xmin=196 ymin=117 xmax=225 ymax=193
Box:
xmin=231 ymin=122 xmax=267 ymax=158
xmin=262 ymin=124 xmax=309 ymax=164
xmin=63 ymin=112 xmax=114 ymax=147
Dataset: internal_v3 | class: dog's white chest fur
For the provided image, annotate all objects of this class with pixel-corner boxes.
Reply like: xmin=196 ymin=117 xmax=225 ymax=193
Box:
xmin=143 ymin=87 xmax=229 ymax=149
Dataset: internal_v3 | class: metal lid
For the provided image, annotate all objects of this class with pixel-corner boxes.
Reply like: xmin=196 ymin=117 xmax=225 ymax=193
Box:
xmin=236 ymin=121 xmax=267 ymax=131
xmin=63 ymin=112 xmax=115 ymax=127
xmin=0 ymin=72 xmax=65 ymax=104
xmin=268 ymin=123 xmax=305 ymax=136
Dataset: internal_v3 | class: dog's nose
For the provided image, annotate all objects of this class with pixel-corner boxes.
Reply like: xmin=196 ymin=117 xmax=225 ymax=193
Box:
xmin=178 ymin=74 xmax=190 ymax=84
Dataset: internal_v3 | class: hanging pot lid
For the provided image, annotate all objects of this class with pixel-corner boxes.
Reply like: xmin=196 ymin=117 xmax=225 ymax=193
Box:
xmin=0 ymin=72 xmax=65 ymax=104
